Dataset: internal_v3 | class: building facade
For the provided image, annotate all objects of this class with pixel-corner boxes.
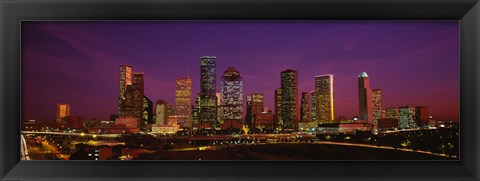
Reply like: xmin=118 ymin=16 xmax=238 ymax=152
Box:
xmin=415 ymin=106 xmax=429 ymax=127
xmin=175 ymin=77 xmax=193 ymax=128
xmin=372 ymin=89 xmax=382 ymax=124
xmin=315 ymin=74 xmax=334 ymax=123
xmin=118 ymin=65 xmax=132 ymax=115
xmin=398 ymin=106 xmax=417 ymax=129
xmin=198 ymin=56 xmax=218 ymax=127
xmin=274 ymin=88 xmax=283 ymax=126
xmin=122 ymin=73 xmax=145 ymax=128
xmin=56 ymin=103 xmax=71 ymax=125
xmin=310 ymin=90 xmax=317 ymax=122
xmin=280 ymin=69 xmax=299 ymax=128
xmin=220 ymin=67 xmax=244 ymax=126
xmin=155 ymin=100 xmax=168 ymax=125
xmin=358 ymin=72 xmax=374 ymax=124
xmin=385 ymin=107 xmax=399 ymax=120
xmin=300 ymin=92 xmax=311 ymax=122
xmin=143 ymin=96 xmax=153 ymax=125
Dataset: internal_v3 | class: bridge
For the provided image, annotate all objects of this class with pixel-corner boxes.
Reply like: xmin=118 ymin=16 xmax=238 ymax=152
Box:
xmin=22 ymin=131 xmax=120 ymax=138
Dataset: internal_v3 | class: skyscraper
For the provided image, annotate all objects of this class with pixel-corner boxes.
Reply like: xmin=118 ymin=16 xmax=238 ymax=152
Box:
xmin=118 ymin=65 xmax=132 ymax=115
xmin=198 ymin=56 xmax=217 ymax=127
xmin=358 ymin=72 xmax=374 ymax=124
xmin=175 ymin=77 xmax=193 ymax=128
xmin=245 ymin=93 xmax=264 ymax=129
xmin=281 ymin=69 xmax=299 ymax=128
xmin=274 ymin=88 xmax=283 ymax=126
xmin=300 ymin=92 xmax=311 ymax=122
xmin=315 ymin=74 xmax=334 ymax=123
xmin=56 ymin=103 xmax=71 ymax=125
xmin=216 ymin=92 xmax=222 ymax=124
xmin=192 ymin=93 xmax=201 ymax=126
xmin=143 ymin=96 xmax=154 ymax=125
xmin=372 ymin=89 xmax=382 ymax=124
xmin=246 ymin=95 xmax=253 ymax=128
xmin=251 ymin=94 xmax=264 ymax=116
xmin=310 ymin=90 xmax=317 ymax=122
xmin=155 ymin=100 xmax=168 ymax=125
xmin=220 ymin=67 xmax=244 ymax=124
xmin=123 ymin=72 xmax=145 ymax=128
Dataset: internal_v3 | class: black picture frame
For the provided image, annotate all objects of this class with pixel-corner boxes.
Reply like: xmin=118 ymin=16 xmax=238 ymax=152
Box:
xmin=1 ymin=0 xmax=479 ymax=180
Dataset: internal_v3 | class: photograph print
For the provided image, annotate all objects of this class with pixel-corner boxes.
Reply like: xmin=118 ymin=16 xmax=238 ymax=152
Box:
xmin=20 ymin=21 xmax=459 ymax=160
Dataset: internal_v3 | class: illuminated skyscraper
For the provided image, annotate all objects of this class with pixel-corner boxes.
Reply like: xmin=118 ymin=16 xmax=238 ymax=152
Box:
xmin=274 ymin=88 xmax=282 ymax=126
xmin=216 ymin=92 xmax=222 ymax=123
xmin=220 ymin=67 xmax=244 ymax=124
xmin=118 ymin=65 xmax=132 ymax=115
xmin=155 ymin=100 xmax=168 ymax=125
xmin=310 ymin=90 xmax=317 ymax=122
xmin=280 ymin=69 xmax=299 ymax=128
xmin=300 ymin=92 xmax=311 ymax=122
xmin=399 ymin=106 xmax=416 ymax=128
xmin=372 ymin=89 xmax=382 ymax=124
xmin=56 ymin=103 xmax=71 ymax=124
xmin=143 ymin=96 xmax=154 ymax=125
xmin=198 ymin=56 xmax=217 ymax=127
xmin=123 ymin=72 xmax=145 ymax=128
xmin=175 ymin=77 xmax=193 ymax=128
xmin=358 ymin=72 xmax=374 ymax=124
xmin=315 ymin=74 xmax=334 ymax=122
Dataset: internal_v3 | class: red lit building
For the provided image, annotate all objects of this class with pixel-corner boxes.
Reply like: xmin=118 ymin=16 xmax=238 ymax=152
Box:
xmin=115 ymin=116 xmax=138 ymax=128
xmin=64 ymin=116 xmax=84 ymax=129
xmin=254 ymin=112 xmax=274 ymax=129
xmin=377 ymin=118 xmax=399 ymax=130
xmin=415 ymin=106 xmax=429 ymax=127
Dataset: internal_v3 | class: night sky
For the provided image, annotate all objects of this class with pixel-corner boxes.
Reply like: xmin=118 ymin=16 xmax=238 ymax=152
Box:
xmin=21 ymin=21 xmax=459 ymax=122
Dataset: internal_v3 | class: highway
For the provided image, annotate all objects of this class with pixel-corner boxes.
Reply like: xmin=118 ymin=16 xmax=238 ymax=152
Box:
xmin=20 ymin=135 xmax=31 ymax=160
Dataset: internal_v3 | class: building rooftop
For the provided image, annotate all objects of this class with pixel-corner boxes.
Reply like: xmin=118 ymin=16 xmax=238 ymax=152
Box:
xmin=358 ymin=72 xmax=368 ymax=78
xmin=315 ymin=74 xmax=333 ymax=78
xmin=200 ymin=56 xmax=217 ymax=59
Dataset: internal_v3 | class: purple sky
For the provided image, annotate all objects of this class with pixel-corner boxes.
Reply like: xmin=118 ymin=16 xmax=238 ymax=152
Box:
xmin=21 ymin=21 xmax=459 ymax=122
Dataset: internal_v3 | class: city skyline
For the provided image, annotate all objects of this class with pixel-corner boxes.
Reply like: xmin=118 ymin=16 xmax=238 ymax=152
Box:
xmin=22 ymin=21 xmax=459 ymax=122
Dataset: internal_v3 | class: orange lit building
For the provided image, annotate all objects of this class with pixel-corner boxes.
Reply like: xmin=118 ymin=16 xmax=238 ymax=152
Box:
xmin=254 ymin=112 xmax=274 ymax=129
xmin=56 ymin=103 xmax=71 ymax=125
xmin=315 ymin=74 xmax=334 ymax=123
xmin=175 ymin=77 xmax=193 ymax=128
xmin=118 ymin=65 xmax=132 ymax=115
